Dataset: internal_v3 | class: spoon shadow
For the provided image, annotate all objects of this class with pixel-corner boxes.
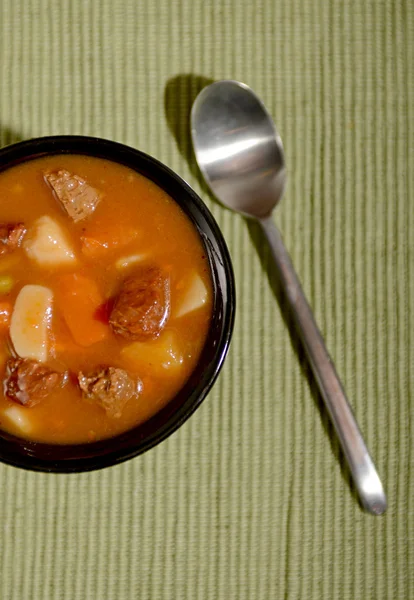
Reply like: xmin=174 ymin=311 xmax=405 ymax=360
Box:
xmin=164 ymin=74 xmax=222 ymax=202
xmin=246 ymin=219 xmax=359 ymax=505
xmin=164 ymin=73 xmax=360 ymax=508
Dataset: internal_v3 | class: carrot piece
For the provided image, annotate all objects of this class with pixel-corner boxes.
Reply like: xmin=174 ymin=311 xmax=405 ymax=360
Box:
xmin=0 ymin=301 xmax=12 ymax=330
xmin=52 ymin=330 xmax=85 ymax=355
xmin=55 ymin=274 xmax=109 ymax=347
xmin=80 ymin=237 xmax=108 ymax=258
xmin=81 ymin=224 xmax=138 ymax=259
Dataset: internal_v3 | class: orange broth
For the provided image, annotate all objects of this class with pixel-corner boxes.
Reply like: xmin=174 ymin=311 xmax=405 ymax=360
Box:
xmin=0 ymin=155 xmax=212 ymax=443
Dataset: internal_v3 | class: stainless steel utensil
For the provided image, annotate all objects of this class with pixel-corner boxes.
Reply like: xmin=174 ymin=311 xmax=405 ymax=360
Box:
xmin=191 ymin=79 xmax=386 ymax=515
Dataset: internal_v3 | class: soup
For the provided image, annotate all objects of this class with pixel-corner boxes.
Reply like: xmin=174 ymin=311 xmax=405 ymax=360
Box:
xmin=0 ymin=154 xmax=212 ymax=443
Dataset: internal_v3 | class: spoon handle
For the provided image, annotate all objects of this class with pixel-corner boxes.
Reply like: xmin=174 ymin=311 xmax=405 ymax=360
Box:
xmin=260 ymin=216 xmax=387 ymax=515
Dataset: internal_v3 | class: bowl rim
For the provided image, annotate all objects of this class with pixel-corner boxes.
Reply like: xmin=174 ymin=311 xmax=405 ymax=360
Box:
xmin=0 ymin=135 xmax=236 ymax=473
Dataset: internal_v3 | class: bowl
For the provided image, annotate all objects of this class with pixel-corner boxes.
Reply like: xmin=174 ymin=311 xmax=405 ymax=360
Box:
xmin=0 ymin=136 xmax=235 ymax=472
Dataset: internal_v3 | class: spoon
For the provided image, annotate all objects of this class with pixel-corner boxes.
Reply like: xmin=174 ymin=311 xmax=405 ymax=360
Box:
xmin=191 ymin=80 xmax=387 ymax=515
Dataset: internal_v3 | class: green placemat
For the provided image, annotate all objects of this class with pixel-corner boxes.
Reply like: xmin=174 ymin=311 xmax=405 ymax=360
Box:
xmin=0 ymin=1 xmax=412 ymax=598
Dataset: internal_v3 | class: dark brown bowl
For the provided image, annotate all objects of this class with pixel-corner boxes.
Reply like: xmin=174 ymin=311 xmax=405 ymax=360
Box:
xmin=0 ymin=136 xmax=235 ymax=472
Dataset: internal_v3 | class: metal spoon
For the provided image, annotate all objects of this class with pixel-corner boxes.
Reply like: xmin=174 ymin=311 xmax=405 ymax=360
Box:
xmin=191 ymin=79 xmax=387 ymax=515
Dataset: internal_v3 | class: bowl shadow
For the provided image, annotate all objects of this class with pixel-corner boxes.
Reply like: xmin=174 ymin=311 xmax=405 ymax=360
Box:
xmin=164 ymin=74 xmax=360 ymax=508
xmin=0 ymin=126 xmax=24 ymax=148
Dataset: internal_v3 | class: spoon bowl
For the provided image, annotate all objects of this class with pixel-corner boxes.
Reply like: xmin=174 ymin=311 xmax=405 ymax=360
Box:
xmin=191 ymin=80 xmax=387 ymax=515
xmin=191 ymin=80 xmax=286 ymax=219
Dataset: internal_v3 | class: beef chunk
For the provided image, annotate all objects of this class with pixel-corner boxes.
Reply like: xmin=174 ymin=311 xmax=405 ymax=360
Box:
xmin=44 ymin=169 xmax=101 ymax=222
xmin=4 ymin=357 xmax=67 ymax=407
xmin=0 ymin=223 xmax=27 ymax=256
xmin=109 ymin=266 xmax=170 ymax=341
xmin=78 ymin=367 xmax=138 ymax=418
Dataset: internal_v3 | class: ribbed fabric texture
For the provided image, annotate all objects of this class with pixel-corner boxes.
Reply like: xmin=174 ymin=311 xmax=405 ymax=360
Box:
xmin=0 ymin=1 xmax=412 ymax=598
